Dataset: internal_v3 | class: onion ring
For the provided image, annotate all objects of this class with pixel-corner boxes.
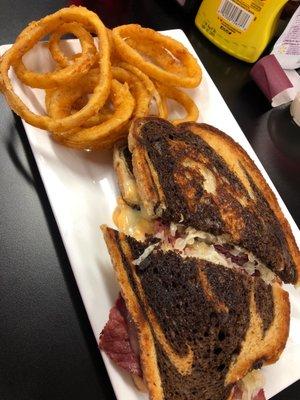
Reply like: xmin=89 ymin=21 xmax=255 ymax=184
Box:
xmin=48 ymin=26 xmax=115 ymax=68
xmin=79 ymin=104 xmax=114 ymax=128
xmin=48 ymin=79 xmax=134 ymax=149
xmin=47 ymin=22 xmax=97 ymax=72
xmin=156 ymin=83 xmax=199 ymax=125
xmin=45 ymin=69 xmax=101 ymax=119
xmin=112 ymin=66 xmax=150 ymax=118
xmin=46 ymin=89 xmax=115 ymax=129
xmin=46 ymin=66 xmax=149 ymax=128
xmin=112 ymin=24 xmax=202 ymax=88
xmin=116 ymin=62 xmax=167 ymax=118
xmin=14 ymin=22 xmax=97 ymax=88
xmin=122 ymin=37 xmax=187 ymax=77
xmin=0 ymin=6 xmax=111 ymax=132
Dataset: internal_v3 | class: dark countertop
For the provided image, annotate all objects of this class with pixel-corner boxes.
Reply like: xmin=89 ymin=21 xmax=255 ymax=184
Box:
xmin=0 ymin=1 xmax=299 ymax=399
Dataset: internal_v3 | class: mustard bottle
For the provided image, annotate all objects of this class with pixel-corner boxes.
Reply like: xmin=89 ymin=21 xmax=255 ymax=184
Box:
xmin=195 ymin=0 xmax=289 ymax=63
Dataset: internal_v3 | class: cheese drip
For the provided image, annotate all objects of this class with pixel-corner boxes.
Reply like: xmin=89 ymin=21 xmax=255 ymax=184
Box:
xmin=113 ymin=197 xmax=154 ymax=241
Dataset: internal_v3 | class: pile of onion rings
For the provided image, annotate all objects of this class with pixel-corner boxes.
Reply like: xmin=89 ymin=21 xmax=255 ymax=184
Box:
xmin=0 ymin=6 xmax=202 ymax=150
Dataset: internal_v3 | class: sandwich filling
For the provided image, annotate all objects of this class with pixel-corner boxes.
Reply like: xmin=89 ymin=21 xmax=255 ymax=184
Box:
xmin=134 ymin=222 xmax=278 ymax=286
xmin=100 ymin=295 xmax=142 ymax=377
xmin=112 ymin=198 xmax=278 ymax=287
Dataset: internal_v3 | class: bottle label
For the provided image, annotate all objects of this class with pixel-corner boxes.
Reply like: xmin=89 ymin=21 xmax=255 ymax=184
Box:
xmin=218 ymin=0 xmax=254 ymax=31
xmin=216 ymin=0 xmax=269 ymax=34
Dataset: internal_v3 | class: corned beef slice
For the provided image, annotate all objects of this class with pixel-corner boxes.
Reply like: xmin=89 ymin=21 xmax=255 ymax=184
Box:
xmin=99 ymin=296 xmax=142 ymax=377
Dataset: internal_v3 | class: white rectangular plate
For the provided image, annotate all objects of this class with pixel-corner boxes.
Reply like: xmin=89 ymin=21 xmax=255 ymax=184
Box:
xmin=1 ymin=29 xmax=299 ymax=400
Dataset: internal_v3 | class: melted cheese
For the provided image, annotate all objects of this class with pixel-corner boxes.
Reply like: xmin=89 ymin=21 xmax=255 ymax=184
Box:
xmin=184 ymin=242 xmax=228 ymax=266
xmin=182 ymin=159 xmax=217 ymax=195
xmin=113 ymin=198 xmax=154 ymax=241
xmin=122 ymin=178 xmax=140 ymax=206
xmin=199 ymin=165 xmax=217 ymax=194
xmin=241 ymin=370 xmax=264 ymax=400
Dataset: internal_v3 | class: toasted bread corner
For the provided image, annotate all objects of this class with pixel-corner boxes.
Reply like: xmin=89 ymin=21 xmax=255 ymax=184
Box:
xmin=226 ymin=281 xmax=290 ymax=385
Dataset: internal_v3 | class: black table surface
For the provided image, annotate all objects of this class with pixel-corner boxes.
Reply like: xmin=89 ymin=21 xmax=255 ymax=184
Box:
xmin=0 ymin=1 xmax=299 ymax=399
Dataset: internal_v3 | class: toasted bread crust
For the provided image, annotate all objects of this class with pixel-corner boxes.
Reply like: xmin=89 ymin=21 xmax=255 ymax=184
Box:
xmin=129 ymin=131 xmax=162 ymax=218
xmin=226 ymin=282 xmax=290 ymax=384
xmin=128 ymin=117 xmax=300 ymax=284
xmin=113 ymin=143 xmax=141 ymax=207
xmin=101 ymin=225 xmax=164 ymax=400
xmin=101 ymin=226 xmax=290 ymax=400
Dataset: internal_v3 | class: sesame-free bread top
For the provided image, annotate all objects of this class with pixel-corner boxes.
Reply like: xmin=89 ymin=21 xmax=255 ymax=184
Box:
xmin=128 ymin=117 xmax=300 ymax=284
xmin=101 ymin=226 xmax=290 ymax=400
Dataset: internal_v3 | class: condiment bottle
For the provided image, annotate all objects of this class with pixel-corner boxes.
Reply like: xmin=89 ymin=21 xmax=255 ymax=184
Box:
xmin=195 ymin=0 xmax=289 ymax=63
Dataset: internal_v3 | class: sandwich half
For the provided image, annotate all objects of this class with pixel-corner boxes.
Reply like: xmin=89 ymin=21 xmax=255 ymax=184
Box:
xmin=100 ymin=226 xmax=289 ymax=400
xmin=123 ymin=117 xmax=300 ymax=284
